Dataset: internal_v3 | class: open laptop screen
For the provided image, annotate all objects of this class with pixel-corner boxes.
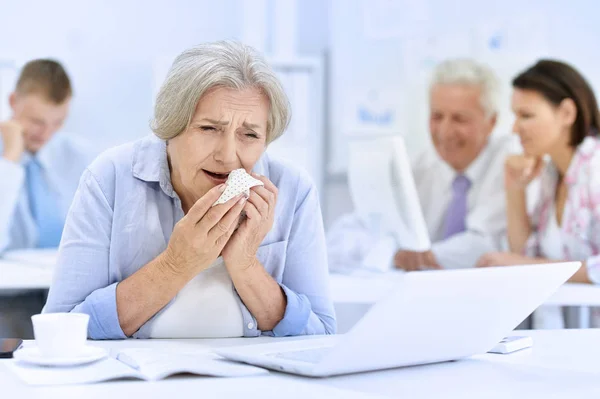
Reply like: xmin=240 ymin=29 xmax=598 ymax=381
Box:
xmin=347 ymin=135 xmax=430 ymax=252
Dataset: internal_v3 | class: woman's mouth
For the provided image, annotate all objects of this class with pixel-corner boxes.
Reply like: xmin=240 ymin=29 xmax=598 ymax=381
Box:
xmin=202 ymin=169 xmax=230 ymax=184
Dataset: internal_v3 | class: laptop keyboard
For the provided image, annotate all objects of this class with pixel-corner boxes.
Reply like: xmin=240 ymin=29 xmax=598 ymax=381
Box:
xmin=269 ymin=346 xmax=334 ymax=364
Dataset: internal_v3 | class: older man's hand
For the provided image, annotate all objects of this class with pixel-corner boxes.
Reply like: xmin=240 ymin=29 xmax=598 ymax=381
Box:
xmin=222 ymin=173 xmax=278 ymax=273
xmin=394 ymin=250 xmax=441 ymax=271
xmin=504 ymin=155 xmax=543 ymax=190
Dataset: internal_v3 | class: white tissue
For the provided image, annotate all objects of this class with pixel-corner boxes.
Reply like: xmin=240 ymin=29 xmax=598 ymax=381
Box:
xmin=213 ymin=169 xmax=264 ymax=206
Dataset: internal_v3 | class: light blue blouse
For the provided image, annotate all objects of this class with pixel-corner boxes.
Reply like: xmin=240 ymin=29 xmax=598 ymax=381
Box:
xmin=43 ymin=135 xmax=336 ymax=339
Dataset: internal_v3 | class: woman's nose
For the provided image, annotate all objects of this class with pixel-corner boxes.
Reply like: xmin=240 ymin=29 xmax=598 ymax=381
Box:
xmin=213 ymin=133 xmax=237 ymax=164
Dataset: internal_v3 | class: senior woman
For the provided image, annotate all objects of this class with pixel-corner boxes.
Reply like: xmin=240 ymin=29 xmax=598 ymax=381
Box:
xmin=43 ymin=41 xmax=336 ymax=339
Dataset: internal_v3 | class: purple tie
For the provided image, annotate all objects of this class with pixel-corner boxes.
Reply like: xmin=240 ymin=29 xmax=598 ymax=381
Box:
xmin=443 ymin=175 xmax=471 ymax=239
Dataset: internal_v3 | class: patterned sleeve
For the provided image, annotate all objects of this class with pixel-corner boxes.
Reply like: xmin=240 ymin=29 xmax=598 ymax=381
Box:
xmin=584 ymin=152 xmax=600 ymax=284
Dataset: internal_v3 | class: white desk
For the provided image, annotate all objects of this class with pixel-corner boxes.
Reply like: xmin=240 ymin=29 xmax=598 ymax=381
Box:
xmin=0 ymin=260 xmax=54 ymax=290
xmin=0 ymin=249 xmax=57 ymax=290
xmin=2 ymin=330 xmax=600 ymax=398
xmin=311 ymin=329 xmax=600 ymax=398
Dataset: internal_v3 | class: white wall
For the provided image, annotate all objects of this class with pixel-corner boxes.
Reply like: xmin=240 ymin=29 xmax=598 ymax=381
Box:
xmin=0 ymin=0 xmax=245 ymax=151
xmin=0 ymin=0 xmax=329 ymax=152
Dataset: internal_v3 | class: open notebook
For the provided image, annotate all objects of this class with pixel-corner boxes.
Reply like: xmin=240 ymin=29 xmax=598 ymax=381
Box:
xmin=6 ymin=348 xmax=267 ymax=386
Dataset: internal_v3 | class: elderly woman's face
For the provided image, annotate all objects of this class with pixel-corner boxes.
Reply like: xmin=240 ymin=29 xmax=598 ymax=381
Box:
xmin=168 ymin=86 xmax=269 ymax=203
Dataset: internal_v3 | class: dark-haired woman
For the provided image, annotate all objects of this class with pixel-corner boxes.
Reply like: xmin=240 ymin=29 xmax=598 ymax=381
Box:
xmin=477 ymin=60 xmax=600 ymax=277
xmin=476 ymin=60 xmax=600 ymax=326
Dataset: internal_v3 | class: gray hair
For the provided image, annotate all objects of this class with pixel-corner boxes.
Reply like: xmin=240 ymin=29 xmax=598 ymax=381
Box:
xmin=430 ymin=59 xmax=501 ymax=118
xmin=151 ymin=40 xmax=290 ymax=144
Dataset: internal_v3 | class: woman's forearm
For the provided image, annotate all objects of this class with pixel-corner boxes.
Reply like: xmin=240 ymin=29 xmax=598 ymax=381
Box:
xmin=506 ymin=187 xmax=531 ymax=253
xmin=229 ymin=258 xmax=286 ymax=331
xmin=115 ymin=251 xmax=195 ymax=336
xmin=568 ymin=262 xmax=592 ymax=284
xmin=524 ymin=258 xmax=591 ymax=283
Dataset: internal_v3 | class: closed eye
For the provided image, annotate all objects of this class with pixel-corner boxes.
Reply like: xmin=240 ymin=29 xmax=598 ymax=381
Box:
xmin=200 ymin=125 xmax=216 ymax=131
xmin=452 ymin=115 xmax=469 ymax=123
xmin=246 ymin=132 xmax=260 ymax=139
xmin=517 ymin=112 xmax=533 ymax=119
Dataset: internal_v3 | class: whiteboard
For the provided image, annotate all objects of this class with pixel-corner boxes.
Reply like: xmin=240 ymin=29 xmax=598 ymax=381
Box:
xmin=329 ymin=0 xmax=600 ymax=175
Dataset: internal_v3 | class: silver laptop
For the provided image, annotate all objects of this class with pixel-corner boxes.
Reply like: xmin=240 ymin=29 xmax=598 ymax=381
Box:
xmin=216 ymin=262 xmax=580 ymax=377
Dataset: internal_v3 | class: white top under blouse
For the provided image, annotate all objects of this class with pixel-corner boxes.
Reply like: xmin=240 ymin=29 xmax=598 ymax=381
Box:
xmin=539 ymin=203 xmax=564 ymax=261
xmin=149 ymin=257 xmax=244 ymax=338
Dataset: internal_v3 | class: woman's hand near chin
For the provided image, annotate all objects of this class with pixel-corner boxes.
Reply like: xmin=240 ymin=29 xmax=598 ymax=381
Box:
xmin=222 ymin=174 xmax=278 ymax=273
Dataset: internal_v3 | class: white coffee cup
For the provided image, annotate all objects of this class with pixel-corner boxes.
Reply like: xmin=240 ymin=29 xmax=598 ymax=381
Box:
xmin=31 ymin=313 xmax=89 ymax=358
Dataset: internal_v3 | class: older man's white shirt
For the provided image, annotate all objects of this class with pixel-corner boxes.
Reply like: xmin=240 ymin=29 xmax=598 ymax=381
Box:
xmin=327 ymin=133 xmax=519 ymax=271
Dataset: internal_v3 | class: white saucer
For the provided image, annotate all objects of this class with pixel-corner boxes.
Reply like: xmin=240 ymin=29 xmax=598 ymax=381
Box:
xmin=13 ymin=346 xmax=108 ymax=367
